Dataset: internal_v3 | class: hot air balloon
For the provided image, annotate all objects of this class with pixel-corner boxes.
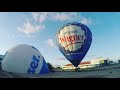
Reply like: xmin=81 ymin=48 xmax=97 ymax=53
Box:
xmin=2 ymin=44 xmax=49 ymax=74
xmin=56 ymin=22 xmax=92 ymax=67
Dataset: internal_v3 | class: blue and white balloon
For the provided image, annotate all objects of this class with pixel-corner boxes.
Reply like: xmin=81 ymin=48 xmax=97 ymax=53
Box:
xmin=2 ymin=44 xmax=49 ymax=74
xmin=56 ymin=22 xmax=92 ymax=67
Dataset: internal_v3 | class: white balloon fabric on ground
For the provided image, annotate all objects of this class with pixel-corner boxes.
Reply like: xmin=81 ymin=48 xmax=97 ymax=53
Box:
xmin=1 ymin=44 xmax=49 ymax=74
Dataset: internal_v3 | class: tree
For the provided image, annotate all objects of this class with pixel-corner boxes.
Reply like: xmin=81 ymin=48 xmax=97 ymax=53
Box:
xmin=47 ymin=62 xmax=55 ymax=72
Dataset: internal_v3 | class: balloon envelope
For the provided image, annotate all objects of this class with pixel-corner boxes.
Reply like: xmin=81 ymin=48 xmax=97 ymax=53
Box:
xmin=56 ymin=22 xmax=92 ymax=67
xmin=2 ymin=44 xmax=49 ymax=74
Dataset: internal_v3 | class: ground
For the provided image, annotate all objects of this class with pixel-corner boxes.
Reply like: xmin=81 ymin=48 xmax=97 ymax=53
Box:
xmin=0 ymin=65 xmax=120 ymax=78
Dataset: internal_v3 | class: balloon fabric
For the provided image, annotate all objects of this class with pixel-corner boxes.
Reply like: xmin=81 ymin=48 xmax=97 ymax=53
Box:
xmin=56 ymin=22 xmax=92 ymax=67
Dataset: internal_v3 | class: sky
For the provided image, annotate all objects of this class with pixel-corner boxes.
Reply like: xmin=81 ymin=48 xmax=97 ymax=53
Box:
xmin=0 ymin=12 xmax=120 ymax=66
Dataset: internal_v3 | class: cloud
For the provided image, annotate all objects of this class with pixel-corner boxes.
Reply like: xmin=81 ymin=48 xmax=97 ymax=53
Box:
xmin=51 ymin=12 xmax=79 ymax=21
xmin=18 ymin=12 xmax=92 ymax=36
xmin=80 ymin=17 xmax=92 ymax=25
xmin=32 ymin=12 xmax=48 ymax=23
xmin=54 ymin=13 xmax=70 ymax=21
xmin=53 ymin=12 xmax=76 ymax=21
xmin=17 ymin=22 xmax=45 ymax=35
xmin=31 ymin=12 xmax=79 ymax=22
xmin=45 ymin=39 xmax=56 ymax=47
xmin=52 ymin=12 xmax=92 ymax=25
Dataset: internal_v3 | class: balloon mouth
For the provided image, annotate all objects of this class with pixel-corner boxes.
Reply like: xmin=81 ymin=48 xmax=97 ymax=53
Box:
xmin=70 ymin=60 xmax=81 ymax=67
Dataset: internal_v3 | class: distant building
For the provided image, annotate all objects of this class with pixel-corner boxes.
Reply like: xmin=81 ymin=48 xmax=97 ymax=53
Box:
xmin=61 ymin=64 xmax=76 ymax=70
xmin=91 ymin=57 xmax=110 ymax=66
xmin=62 ymin=57 xmax=110 ymax=70
xmin=78 ymin=61 xmax=94 ymax=69
xmin=62 ymin=61 xmax=94 ymax=70
xmin=53 ymin=65 xmax=62 ymax=69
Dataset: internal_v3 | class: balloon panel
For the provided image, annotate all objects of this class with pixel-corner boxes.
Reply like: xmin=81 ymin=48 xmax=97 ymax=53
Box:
xmin=39 ymin=58 xmax=50 ymax=74
xmin=2 ymin=44 xmax=49 ymax=74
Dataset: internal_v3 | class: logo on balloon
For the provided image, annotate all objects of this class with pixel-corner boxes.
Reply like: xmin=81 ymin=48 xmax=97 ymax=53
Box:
xmin=27 ymin=55 xmax=40 ymax=74
xmin=58 ymin=25 xmax=86 ymax=52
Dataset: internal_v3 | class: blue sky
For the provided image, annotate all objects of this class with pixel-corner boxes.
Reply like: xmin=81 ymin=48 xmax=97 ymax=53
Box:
xmin=0 ymin=12 xmax=120 ymax=65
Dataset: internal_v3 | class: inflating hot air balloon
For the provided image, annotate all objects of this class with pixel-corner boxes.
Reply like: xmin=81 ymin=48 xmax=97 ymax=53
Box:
xmin=2 ymin=44 xmax=49 ymax=74
xmin=56 ymin=22 xmax=92 ymax=67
